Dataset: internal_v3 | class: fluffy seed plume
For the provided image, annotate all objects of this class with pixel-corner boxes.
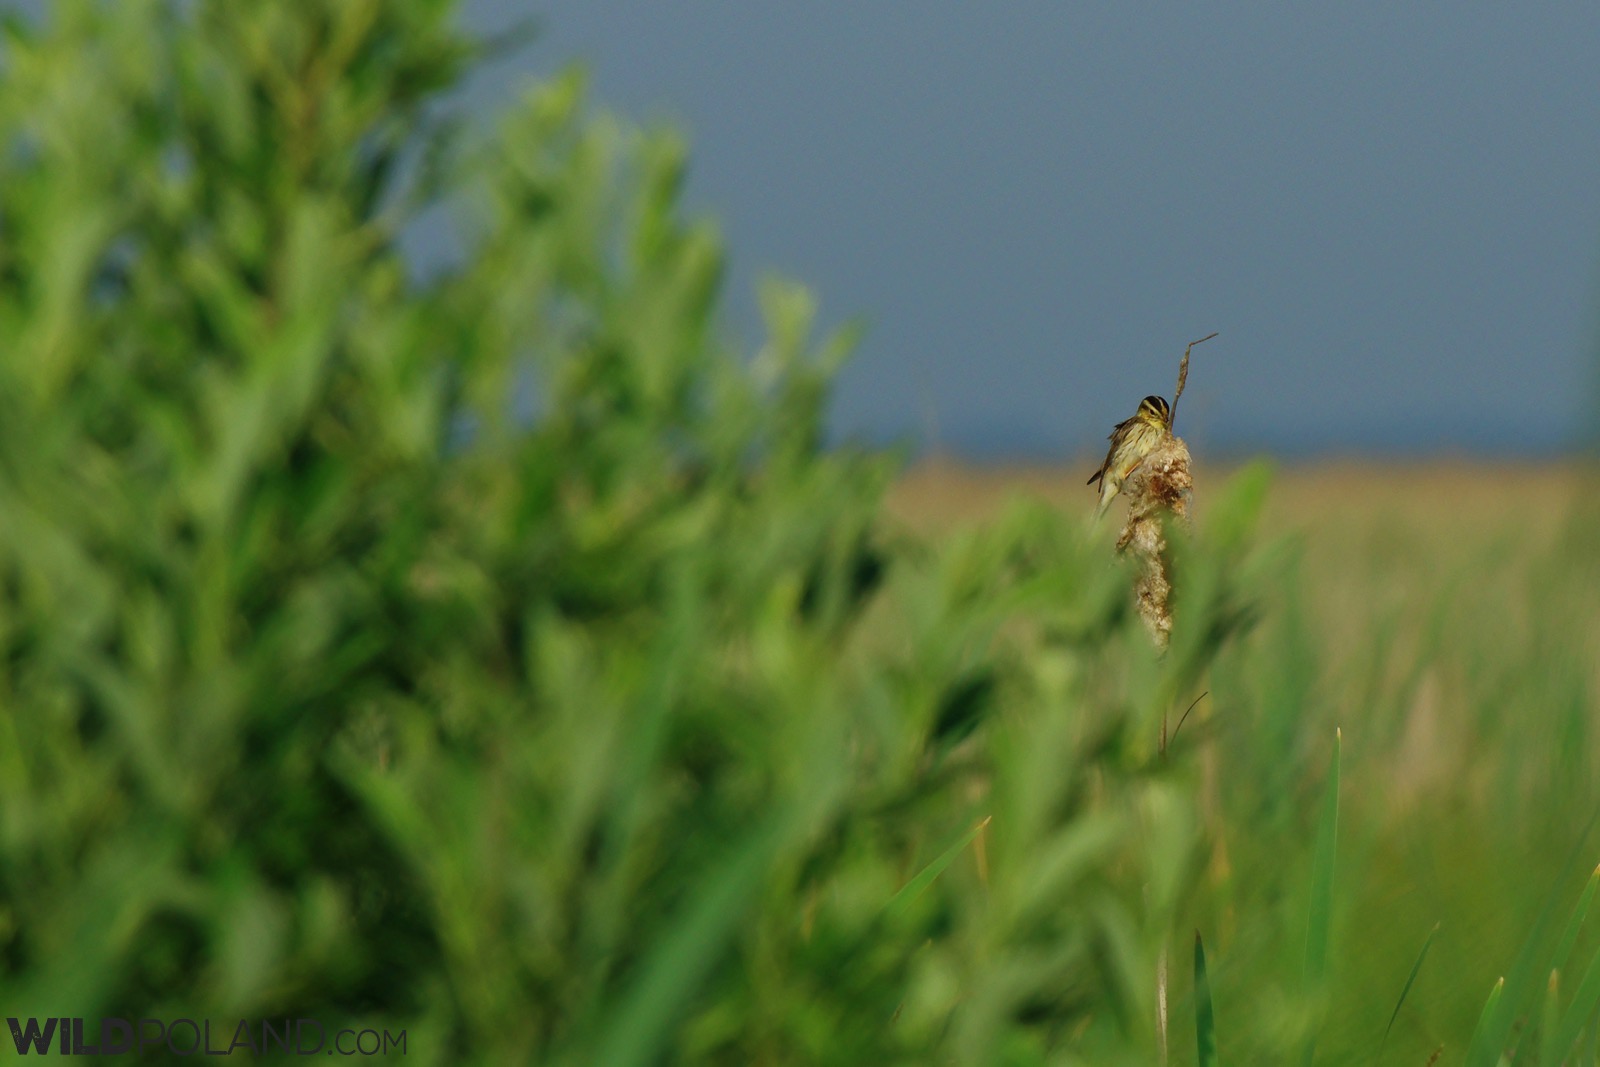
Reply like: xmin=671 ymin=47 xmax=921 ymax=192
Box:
xmin=1114 ymin=332 xmax=1215 ymax=650
xmin=1116 ymin=434 xmax=1192 ymax=650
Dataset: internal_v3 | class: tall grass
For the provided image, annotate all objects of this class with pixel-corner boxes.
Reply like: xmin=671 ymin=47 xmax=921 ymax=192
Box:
xmin=1162 ymin=468 xmax=1600 ymax=1064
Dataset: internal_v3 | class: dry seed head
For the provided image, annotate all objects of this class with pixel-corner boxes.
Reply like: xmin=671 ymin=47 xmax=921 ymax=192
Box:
xmin=1115 ymin=433 xmax=1193 ymax=650
xmin=1106 ymin=331 xmax=1212 ymax=651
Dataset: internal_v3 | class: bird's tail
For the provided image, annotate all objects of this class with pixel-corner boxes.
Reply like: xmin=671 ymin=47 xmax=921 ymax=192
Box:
xmin=1093 ymin=485 xmax=1116 ymax=523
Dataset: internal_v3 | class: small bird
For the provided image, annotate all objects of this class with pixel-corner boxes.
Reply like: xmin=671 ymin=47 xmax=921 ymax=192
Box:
xmin=1087 ymin=394 xmax=1172 ymax=519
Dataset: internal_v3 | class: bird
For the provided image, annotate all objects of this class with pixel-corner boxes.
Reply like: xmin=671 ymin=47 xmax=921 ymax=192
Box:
xmin=1087 ymin=394 xmax=1172 ymax=519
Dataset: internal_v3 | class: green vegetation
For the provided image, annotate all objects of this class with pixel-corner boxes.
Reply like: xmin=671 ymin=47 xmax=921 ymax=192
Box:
xmin=1190 ymin=468 xmax=1600 ymax=1064
xmin=0 ymin=2 xmax=1597 ymax=1063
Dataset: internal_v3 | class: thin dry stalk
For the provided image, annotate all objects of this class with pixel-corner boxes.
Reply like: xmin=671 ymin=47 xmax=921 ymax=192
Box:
xmin=973 ymin=815 xmax=991 ymax=889
xmin=1156 ymin=938 xmax=1170 ymax=1064
xmin=1170 ymin=331 xmax=1217 ymax=428
xmin=1124 ymin=336 xmax=1211 ymax=1057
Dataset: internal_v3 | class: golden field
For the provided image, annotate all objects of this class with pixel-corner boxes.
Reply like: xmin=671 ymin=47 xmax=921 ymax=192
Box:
xmin=887 ymin=455 xmax=1585 ymax=541
xmin=889 ymin=454 xmax=1596 ymax=667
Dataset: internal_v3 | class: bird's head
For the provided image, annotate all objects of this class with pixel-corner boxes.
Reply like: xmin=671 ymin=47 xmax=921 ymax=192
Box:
xmin=1138 ymin=395 xmax=1172 ymax=428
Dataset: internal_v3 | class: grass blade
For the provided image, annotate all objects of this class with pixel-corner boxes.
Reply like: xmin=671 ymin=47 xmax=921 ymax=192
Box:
xmin=1551 ymin=864 xmax=1600 ymax=979
xmin=1472 ymin=825 xmax=1600 ymax=1062
xmin=1195 ymin=930 xmax=1218 ymax=1067
xmin=1540 ymin=969 xmax=1561 ymax=1067
xmin=1465 ymin=977 xmax=1506 ymax=1067
xmin=1548 ymin=939 xmax=1600 ymax=1059
xmin=1382 ymin=921 xmax=1440 ymax=1051
xmin=1536 ymin=865 xmax=1600 ymax=1066
xmin=885 ymin=816 xmax=992 ymax=918
xmin=1300 ymin=728 xmax=1341 ymax=1067
xmin=1473 ymin=849 xmax=1600 ymax=1065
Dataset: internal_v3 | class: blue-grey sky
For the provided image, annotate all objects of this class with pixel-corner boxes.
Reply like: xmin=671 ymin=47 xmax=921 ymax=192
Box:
xmin=455 ymin=4 xmax=1600 ymax=458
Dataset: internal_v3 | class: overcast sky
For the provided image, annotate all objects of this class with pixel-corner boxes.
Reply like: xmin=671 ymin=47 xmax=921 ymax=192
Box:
xmin=452 ymin=4 xmax=1600 ymax=458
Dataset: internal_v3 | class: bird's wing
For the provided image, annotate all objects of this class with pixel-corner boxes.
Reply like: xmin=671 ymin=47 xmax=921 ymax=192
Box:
xmin=1088 ymin=416 xmax=1137 ymax=486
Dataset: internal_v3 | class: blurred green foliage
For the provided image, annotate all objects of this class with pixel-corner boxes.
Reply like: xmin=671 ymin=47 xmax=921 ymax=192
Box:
xmin=0 ymin=2 xmax=1261 ymax=1063
xmin=1190 ymin=481 xmax=1600 ymax=1063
